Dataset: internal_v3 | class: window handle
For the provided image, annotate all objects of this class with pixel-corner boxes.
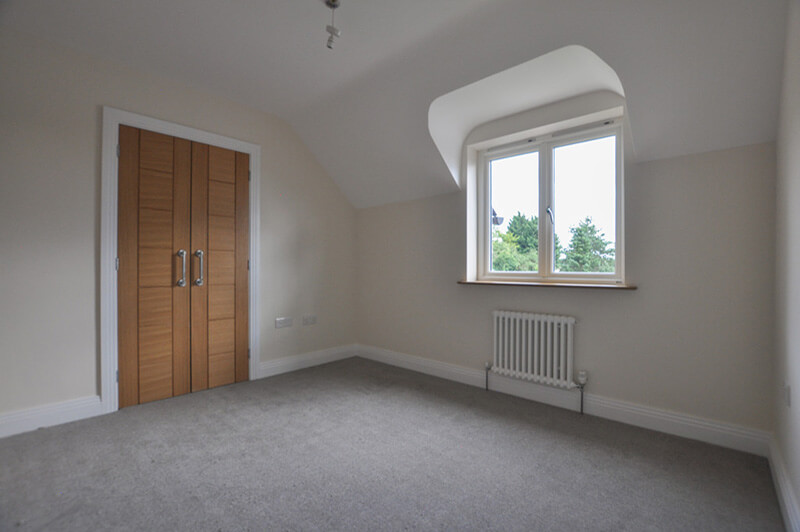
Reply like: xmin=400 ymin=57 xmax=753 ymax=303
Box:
xmin=546 ymin=206 xmax=555 ymax=225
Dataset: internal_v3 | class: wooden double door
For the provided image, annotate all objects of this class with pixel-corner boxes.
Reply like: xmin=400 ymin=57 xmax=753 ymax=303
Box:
xmin=118 ymin=125 xmax=249 ymax=407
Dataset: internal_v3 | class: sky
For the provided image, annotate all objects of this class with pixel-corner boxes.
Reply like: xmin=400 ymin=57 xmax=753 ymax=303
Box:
xmin=490 ymin=135 xmax=616 ymax=250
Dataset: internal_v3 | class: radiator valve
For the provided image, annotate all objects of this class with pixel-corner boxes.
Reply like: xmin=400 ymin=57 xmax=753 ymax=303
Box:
xmin=577 ymin=370 xmax=588 ymax=386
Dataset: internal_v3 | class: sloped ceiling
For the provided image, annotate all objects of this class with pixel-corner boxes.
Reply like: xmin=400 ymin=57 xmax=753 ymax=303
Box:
xmin=429 ymin=45 xmax=627 ymax=186
xmin=0 ymin=0 xmax=787 ymax=208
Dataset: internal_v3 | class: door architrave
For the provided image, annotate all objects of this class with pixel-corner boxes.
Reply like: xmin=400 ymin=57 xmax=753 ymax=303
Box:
xmin=100 ymin=106 xmax=261 ymax=413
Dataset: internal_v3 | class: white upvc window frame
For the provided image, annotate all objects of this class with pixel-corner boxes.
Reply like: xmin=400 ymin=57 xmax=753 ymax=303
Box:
xmin=476 ymin=121 xmax=624 ymax=285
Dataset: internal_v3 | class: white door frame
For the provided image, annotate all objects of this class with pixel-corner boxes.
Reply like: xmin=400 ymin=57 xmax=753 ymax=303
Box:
xmin=99 ymin=106 xmax=261 ymax=413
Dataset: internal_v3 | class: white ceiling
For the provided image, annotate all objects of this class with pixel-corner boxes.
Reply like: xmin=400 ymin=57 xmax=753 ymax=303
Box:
xmin=0 ymin=0 xmax=788 ymax=208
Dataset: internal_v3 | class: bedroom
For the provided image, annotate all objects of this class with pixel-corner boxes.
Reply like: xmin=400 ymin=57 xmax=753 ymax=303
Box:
xmin=1 ymin=0 xmax=798 ymax=529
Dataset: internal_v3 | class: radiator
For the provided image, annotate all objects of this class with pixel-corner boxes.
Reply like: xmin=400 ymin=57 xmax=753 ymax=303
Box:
xmin=492 ymin=310 xmax=576 ymax=389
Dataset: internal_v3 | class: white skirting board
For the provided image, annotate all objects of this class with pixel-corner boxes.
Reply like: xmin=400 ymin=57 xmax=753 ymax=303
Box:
xmin=356 ymin=344 xmax=485 ymax=388
xmin=355 ymin=344 xmax=772 ymax=457
xmin=770 ymin=440 xmax=800 ymax=532
xmin=0 ymin=395 xmax=106 ymax=439
xmin=0 ymin=345 xmax=355 ymax=440
xmin=256 ymin=345 xmax=355 ymax=379
xmin=1 ymin=342 xmax=797 ymax=529
xmin=582 ymin=394 xmax=772 ymax=457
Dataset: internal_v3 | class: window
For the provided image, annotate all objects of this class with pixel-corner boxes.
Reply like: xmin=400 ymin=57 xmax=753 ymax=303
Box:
xmin=478 ymin=121 xmax=624 ymax=285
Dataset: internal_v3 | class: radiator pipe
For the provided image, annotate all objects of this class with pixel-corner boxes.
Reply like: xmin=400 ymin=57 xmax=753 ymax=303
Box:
xmin=485 ymin=362 xmax=491 ymax=391
xmin=576 ymin=370 xmax=588 ymax=415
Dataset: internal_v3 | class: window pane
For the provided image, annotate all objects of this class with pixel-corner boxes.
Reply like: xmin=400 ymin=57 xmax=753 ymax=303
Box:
xmin=552 ymin=135 xmax=616 ymax=273
xmin=490 ymin=151 xmax=539 ymax=272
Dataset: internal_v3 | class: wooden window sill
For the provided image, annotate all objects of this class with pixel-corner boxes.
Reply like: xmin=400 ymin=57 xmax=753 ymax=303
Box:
xmin=458 ymin=280 xmax=637 ymax=290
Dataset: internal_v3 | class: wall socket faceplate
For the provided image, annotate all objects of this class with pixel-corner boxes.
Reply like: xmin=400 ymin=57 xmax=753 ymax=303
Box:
xmin=302 ymin=315 xmax=318 ymax=326
xmin=275 ymin=317 xmax=293 ymax=329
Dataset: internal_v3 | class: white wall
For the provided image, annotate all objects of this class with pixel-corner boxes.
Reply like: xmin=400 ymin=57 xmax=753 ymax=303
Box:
xmin=776 ymin=0 xmax=800 ymax=511
xmin=0 ymin=31 xmax=357 ymax=414
xmin=357 ymin=143 xmax=775 ymax=431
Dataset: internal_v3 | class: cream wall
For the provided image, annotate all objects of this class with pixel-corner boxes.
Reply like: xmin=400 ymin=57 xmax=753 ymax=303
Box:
xmin=0 ymin=31 xmax=356 ymax=414
xmin=357 ymin=143 xmax=775 ymax=430
xmin=776 ymin=0 xmax=800 ymax=509
xmin=0 ymin=24 xmax=782 ymax=440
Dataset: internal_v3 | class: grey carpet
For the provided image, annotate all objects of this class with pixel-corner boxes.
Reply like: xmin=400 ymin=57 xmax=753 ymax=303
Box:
xmin=0 ymin=357 xmax=784 ymax=531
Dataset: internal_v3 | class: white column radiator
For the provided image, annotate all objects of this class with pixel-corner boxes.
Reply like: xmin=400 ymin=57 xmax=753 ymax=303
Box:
xmin=492 ymin=310 xmax=576 ymax=389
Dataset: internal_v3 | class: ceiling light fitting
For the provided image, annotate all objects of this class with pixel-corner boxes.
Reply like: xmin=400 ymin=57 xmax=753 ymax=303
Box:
xmin=324 ymin=0 xmax=341 ymax=50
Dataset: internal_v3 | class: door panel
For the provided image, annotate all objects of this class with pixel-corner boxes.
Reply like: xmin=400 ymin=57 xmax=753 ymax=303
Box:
xmin=234 ymin=151 xmax=250 ymax=383
xmin=118 ymin=126 xmax=248 ymax=407
xmin=209 ymin=319 xmax=235 ymax=355
xmin=208 ymin=145 xmax=236 ymax=183
xmin=209 ymin=216 xmax=236 ymax=251
xmin=209 ymin=251 xmax=235 ymax=285
xmin=172 ymin=137 xmax=191 ymax=397
xmin=118 ymin=126 xmax=140 ymax=408
xmin=138 ymin=248 xmax=172 ymax=287
xmin=139 ymin=170 xmax=173 ymax=211
xmin=139 ymin=131 xmax=173 ymax=173
xmin=209 ymin=354 xmax=236 ymax=388
xmin=119 ymin=127 xmax=190 ymax=406
xmin=209 ymin=286 xmax=235 ymax=320
xmin=139 ymin=209 xmax=173 ymax=249
xmin=205 ymin=145 xmax=237 ymax=389
xmin=209 ymin=181 xmax=235 ymax=216
xmin=190 ymin=142 xmax=209 ymax=393
xmin=138 ymin=287 xmax=173 ymax=403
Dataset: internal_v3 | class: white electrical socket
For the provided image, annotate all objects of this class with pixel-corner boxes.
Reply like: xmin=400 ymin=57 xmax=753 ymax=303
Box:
xmin=275 ymin=317 xmax=293 ymax=329
xmin=302 ymin=315 xmax=317 ymax=326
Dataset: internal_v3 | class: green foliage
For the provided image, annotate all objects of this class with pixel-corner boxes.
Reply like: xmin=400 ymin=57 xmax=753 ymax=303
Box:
xmin=491 ymin=213 xmax=614 ymax=273
xmin=507 ymin=213 xmax=538 ymax=253
xmin=492 ymin=229 xmax=537 ymax=271
xmin=553 ymin=234 xmax=564 ymax=268
xmin=560 ymin=217 xmax=615 ymax=273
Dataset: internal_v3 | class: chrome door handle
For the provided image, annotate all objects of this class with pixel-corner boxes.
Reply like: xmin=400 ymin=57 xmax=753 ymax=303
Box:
xmin=177 ymin=249 xmax=187 ymax=287
xmin=194 ymin=249 xmax=205 ymax=286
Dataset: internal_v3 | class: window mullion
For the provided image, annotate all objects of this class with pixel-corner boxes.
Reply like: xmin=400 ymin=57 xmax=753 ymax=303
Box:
xmin=539 ymin=145 xmax=551 ymax=279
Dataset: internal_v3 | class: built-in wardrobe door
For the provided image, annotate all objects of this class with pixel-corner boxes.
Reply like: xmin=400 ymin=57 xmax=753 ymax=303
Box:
xmin=118 ymin=127 xmax=249 ymax=408
xmin=190 ymin=144 xmax=249 ymax=391
xmin=118 ymin=126 xmax=191 ymax=407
